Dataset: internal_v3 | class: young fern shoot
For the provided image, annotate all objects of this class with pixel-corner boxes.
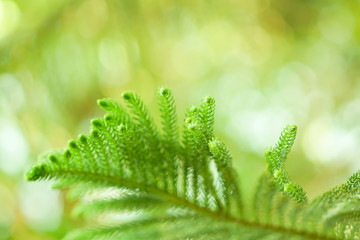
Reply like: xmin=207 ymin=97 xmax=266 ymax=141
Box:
xmin=26 ymin=88 xmax=360 ymax=240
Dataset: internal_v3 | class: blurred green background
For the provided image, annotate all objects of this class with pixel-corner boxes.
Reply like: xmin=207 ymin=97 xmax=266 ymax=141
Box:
xmin=0 ymin=0 xmax=360 ymax=239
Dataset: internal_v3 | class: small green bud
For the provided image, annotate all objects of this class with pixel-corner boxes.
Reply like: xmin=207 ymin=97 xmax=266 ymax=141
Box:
xmin=79 ymin=134 xmax=88 ymax=144
xmin=64 ymin=150 xmax=71 ymax=159
xmin=287 ymin=124 xmax=297 ymax=132
xmin=202 ymin=96 xmax=214 ymax=104
xmin=118 ymin=124 xmax=127 ymax=133
xmin=91 ymin=130 xmax=101 ymax=139
xmin=105 ymin=114 xmax=115 ymax=122
xmin=68 ymin=140 xmax=79 ymax=150
xmin=122 ymin=91 xmax=135 ymax=101
xmin=26 ymin=165 xmax=46 ymax=181
xmin=159 ymin=87 xmax=171 ymax=97
xmin=91 ymin=119 xmax=104 ymax=129
xmin=49 ymin=155 xmax=58 ymax=163
xmin=97 ymin=99 xmax=113 ymax=111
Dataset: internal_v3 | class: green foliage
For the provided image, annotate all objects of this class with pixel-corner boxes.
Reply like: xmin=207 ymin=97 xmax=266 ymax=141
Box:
xmin=264 ymin=125 xmax=307 ymax=204
xmin=26 ymin=88 xmax=360 ymax=239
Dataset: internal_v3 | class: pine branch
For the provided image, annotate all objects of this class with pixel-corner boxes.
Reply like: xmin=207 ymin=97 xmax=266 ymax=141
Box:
xmin=26 ymin=88 xmax=360 ymax=240
xmin=265 ymin=125 xmax=307 ymax=204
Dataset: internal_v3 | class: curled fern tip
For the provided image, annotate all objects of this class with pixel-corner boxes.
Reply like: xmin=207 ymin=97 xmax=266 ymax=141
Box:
xmin=91 ymin=119 xmax=104 ymax=128
xmin=64 ymin=149 xmax=71 ymax=159
xmin=26 ymin=165 xmax=46 ymax=181
xmin=122 ymin=91 xmax=135 ymax=101
xmin=202 ymin=96 xmax=214 ymax=104
xmin=159 ymin=87 xmax=171 ymax=96
xmin=68 ymin=140 xmax=79 ymax=150
xmin=97 ymin=99 xmax=111 ymax=110
xmin=79 ymin=134 xmax=88 ymax=144
xmin=49 ymin=155 xmax=59 ymax=164
xmin=118 ymin=123 xmax=127 ymax=133
xmin=90 ymin=130 xmax=101 ymax=139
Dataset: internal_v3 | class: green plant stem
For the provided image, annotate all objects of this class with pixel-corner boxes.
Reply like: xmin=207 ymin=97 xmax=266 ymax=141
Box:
xmin=52 ymin=170 xmax=338 ymax=240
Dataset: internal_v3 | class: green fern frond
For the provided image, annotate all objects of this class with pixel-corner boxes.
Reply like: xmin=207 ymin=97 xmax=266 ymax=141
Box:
xmin=26 ymin=88 xmax=360 ymax=239
xmin=265 ymin=125 xmax=307 ymax=204
xmin=72 ymin=195 xmax=168 ymax=218
xmin=200 ymin=96 xmax=216 ymax=141
xmin=157 ymin=87 xmax=179 ymax=148
xmin=157 ymin=87 xmax=180 ymax=194
xmin=208 ymin=138 xmax=243 ymax=216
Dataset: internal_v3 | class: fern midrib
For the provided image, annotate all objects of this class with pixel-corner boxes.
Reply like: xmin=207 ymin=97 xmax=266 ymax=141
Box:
xmin=54 ymin=170 xmax=338 ymax=240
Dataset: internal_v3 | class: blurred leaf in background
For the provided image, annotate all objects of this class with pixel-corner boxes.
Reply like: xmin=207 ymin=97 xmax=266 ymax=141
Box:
xmin=0 ymin=0 xmax=360 ymax=239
